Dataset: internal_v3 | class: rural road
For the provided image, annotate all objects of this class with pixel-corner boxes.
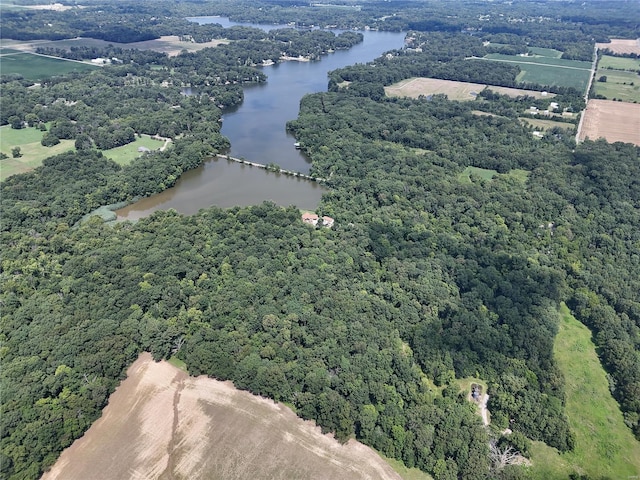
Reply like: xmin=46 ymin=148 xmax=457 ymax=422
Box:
xmin=479 ymin=394 xmax=490 ymax=426
xmin=576 ymin=44 xmax=599 ymax=143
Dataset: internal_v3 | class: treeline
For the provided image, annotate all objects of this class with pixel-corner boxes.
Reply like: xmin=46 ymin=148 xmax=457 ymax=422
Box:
xmin=3 ymin=0 xmax=638 ymax=56
xmin=33 ymin=29 xmax=362 ymax=65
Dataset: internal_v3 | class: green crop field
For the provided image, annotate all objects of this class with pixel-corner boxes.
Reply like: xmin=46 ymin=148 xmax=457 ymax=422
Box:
xmin=516 ymin=65 xmax=590 ymax=92
xmin=485 ymin=53 xmax=591 ymax=69
xmin=0 ymin=52 xmax=97 ymax=80
xmin=483 ymin=54 xmax=592 ymax=91
xmin=594 ymin=69 xmax=640 ymax=102
xmin=527 ymin=47 xmax=563 ymax=58
xmin=598 ymin=54 xmax=640 ymax=71
xmin=0 ymin=125 xmax=75 ymax=180
xmin=529 ymin=304 xmax=640 ymax=479
xmin=102 ymin=135 xmax=167 ymax=165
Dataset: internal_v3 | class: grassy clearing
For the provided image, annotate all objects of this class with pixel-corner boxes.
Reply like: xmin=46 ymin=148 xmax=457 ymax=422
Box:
xmin=455 ymin=377 xmax=487 ymax=399
xmin=599 ymin=55 xmax=640 ymax=71
xmin=0 ymin=52 xmax=97 ymax=80
xmin=460 ymin=166 xmax=498 ymax=182
xmin=167 ymin=356 xmax=188 ymax=372
xmin=529 ymin=303 xmax=640 ymax=479
xmin=460 ymin=166 xmax=529 ymax=184
xmin=519 ymin=117 xmax=575 ymax=132
xmin=527 ymin=47 xmax=563 ymax=58
xmin=0 ymin=124 xmax=75 ymax=180
xmin=102 ymin=136 xmax=166 ymax=165
xmin=594 ymin=69 xmax=640 ymax=102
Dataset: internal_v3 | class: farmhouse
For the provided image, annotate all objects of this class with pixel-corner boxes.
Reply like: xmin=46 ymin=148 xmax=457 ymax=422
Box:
xmin=322 ymin=216 xmax=335 ymax=228
xmin=302 ymin=212 xmax=319 ymax=226
xmin=301 ymin=213 xmax=335 ymax=228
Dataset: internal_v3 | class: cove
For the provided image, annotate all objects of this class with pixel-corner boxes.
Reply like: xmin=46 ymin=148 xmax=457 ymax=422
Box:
xmin=116 ymin=18 xmax=406 ymax=220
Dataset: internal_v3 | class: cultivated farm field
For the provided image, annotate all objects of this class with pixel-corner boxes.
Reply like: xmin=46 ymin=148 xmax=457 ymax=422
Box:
xmin=0 ymin=52 xmax=97 ymax=80
xmin=482 ymin=54 xmax=592 ymax=92
xmin=41 ymin=353 xmax=405 ymax=480
xmin=596 ymin=38 xmax=640 ymax=55
xmin=385 ymin=78 xmax=553 ymax=101
xmin=579 ymin=99 xmax=640 ymax=145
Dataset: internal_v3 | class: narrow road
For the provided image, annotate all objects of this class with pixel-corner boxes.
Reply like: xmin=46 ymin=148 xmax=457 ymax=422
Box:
xmin=479 ymin=394 xmax=490 ymax=426
xmin=576 ymin=44 xmax=599 ymax=144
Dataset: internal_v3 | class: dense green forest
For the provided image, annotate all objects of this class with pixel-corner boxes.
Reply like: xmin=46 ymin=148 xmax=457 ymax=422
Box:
xmin=2 ymin=1 xmax=640 ymax=479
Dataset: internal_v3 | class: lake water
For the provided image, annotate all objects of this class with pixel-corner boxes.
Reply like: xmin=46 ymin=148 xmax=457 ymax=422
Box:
xmin=116 ymin=18 xmax=405 ymax=220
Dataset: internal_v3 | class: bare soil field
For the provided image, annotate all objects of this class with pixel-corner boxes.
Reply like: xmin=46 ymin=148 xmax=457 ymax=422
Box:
xmin=1 ymin=36 xmax=227 ymax=57
xmin=385 ymin=78 xmax=553 ymax=101
xmin=579 ymin=99 xmax=640 ymax=146
xmin=41 ymin=353 xmax=401 ymax=480
xmin=596 ymin=38 xmax=640 ymax=55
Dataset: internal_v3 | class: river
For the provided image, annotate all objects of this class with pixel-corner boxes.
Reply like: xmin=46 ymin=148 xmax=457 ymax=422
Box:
xmin=116 ymin=18 xmax=406 ymax=220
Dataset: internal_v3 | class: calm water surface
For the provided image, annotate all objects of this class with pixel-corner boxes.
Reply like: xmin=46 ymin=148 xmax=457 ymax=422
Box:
xmin=117 ymin=19 xmax=405 ymax=220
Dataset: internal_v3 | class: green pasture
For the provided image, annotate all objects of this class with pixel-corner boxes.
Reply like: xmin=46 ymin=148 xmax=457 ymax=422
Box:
xmin=0 ymin=52 xmax=97 ymax=80
xmin=519 ymin=117 xmax=576 ymax=132
xmin=0 ymin=126 xmax=164 ymax=180
xmin=102 ymin=135 xmax=166 ymax=165
xmin=594 ymin=69 xmax=640 ymax=102
xmin=529 ymin=303 xmax=640 ymax=479
xmin=0 ymin=124 xmax=74 ymax=180
xmin=527 ymin=47 xmax=563 ymax=58
xmin=0 ymin=48 xmax=21 ymax=54
xmin=598 ymin=54 xmax=640 ymax=71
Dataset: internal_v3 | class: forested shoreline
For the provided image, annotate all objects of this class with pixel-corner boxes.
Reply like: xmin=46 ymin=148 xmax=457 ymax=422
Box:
xmin=2 ymin=1 xmax=640 ymax=479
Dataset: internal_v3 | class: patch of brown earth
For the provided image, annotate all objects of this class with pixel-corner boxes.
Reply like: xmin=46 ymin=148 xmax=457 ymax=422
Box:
xmin=580 ymin=99 xmax=640 ymax=146
xmin=596 ymin=39 xmax=640 ymax=55
xmin=385 ymin=77 xmax=553 ymax=101
xmin=41 ymin=353 xmax=401 ymax=480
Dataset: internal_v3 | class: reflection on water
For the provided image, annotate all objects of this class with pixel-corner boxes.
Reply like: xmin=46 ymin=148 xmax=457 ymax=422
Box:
xmin=118 ymin=18 xmax=406 ymax=219
xmin=115 ymin=158 xmax=325 ymax=220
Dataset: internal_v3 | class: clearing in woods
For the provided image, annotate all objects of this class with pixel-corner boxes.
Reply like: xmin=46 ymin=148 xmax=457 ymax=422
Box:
xmin=385 ymin=78 xmax=553 ymax=101
xmin=529 ymin=304 xmax=640 ymax=479
xmin=579 ymin=99 xmax=640 ymax=146
xmin=41 ymin=353 xmax=403 ymax=480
